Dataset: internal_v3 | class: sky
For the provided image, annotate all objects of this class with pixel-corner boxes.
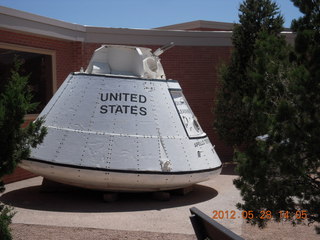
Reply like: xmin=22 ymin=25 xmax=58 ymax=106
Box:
xmin=0 ymin=0 xmax=302 ymax=29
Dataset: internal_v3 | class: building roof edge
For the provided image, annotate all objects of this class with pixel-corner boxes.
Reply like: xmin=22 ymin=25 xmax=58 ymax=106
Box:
xmin=0 ymin=6 xmax=294 ymax=47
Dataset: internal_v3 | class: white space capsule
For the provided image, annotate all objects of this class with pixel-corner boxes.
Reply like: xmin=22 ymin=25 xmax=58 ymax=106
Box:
xmin=20 ymin=44 xmax=222 ymax=192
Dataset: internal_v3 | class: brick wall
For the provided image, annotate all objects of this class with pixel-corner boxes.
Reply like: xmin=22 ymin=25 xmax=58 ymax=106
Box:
xmin=2 ymin=167 xmax=37 ymax=184
xmin=1 ymin=29 xmax=233 ymax=183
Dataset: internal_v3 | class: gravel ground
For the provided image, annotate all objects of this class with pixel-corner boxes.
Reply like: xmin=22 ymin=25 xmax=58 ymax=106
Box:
xmin=241 ymin=220 xmax=319 ymax=240
xmin=11 ymin=220 xmax=320 ymax=240
xmin=11 ymin=224 xmax=196 ymax=240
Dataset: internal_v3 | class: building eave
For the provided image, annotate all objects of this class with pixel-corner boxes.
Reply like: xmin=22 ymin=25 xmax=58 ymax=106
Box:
xmin=0 ymin=6 xmax=295 ymax=47
xmin=155 ymin=20 xmax=235 ymax=31
xmin=0 ymin=6 xmax=234 ymax=46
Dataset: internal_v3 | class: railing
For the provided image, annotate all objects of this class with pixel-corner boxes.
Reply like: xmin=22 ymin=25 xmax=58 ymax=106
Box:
xmin=189 ymin=207 xmax=244 ymax=240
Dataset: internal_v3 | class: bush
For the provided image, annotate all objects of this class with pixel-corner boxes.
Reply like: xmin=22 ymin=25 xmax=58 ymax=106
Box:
xmin=0 ymin=58 xmax=47 ymax=239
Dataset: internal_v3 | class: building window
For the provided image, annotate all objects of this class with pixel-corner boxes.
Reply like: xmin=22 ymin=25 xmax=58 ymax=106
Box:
xmin=0 ymin=45 xmax=55 ymax=114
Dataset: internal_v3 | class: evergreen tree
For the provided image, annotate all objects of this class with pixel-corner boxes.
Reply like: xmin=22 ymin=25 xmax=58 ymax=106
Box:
xmin=0 ymin=58 xmax=47 ymax=239
xmin=214 ymin=0 xmax=284 ymax=147
xmin=234 ymin=0 xmax=320 ymax=231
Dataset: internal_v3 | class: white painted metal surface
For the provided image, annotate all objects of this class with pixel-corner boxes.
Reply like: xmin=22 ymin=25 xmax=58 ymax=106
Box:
xmin=86 ymin=45 xmax=167 ymax=79
xmin=20 ymin=45 xmax=222 ymax=191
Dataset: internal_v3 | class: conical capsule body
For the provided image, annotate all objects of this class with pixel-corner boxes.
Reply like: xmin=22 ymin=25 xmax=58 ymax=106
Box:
xmin=20 ymin=45 xmax=222 ymax=191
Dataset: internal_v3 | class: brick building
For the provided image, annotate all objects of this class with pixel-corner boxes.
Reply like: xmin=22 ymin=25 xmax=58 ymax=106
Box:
xmin=0 ymin=6 xmax=293 ymax=183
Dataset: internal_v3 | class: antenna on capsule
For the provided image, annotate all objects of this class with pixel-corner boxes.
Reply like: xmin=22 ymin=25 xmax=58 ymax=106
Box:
xmin=153 ymin=42 xmax=175 ymax=57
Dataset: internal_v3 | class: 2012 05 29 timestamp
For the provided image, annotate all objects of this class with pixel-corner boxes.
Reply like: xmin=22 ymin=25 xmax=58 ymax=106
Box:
xmin=212 ymin=210 xmax=308 ymax=220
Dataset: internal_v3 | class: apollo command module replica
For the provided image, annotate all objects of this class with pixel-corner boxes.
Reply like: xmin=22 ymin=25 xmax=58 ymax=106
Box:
xmin=20 ymin=43 xmax=222 ymax=192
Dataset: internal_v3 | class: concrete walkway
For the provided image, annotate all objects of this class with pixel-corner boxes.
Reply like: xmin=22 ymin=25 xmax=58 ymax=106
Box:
xmin=1 ymin=171 xmax=243 ymax=236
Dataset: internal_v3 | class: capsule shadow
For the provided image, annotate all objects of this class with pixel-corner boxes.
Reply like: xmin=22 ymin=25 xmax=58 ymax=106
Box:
xmin=0 ymin=184 xmax=218 ymax=213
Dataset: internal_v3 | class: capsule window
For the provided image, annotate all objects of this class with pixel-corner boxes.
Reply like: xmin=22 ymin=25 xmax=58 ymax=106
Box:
xmin=170 ymin=90 xmax=204 ymax=138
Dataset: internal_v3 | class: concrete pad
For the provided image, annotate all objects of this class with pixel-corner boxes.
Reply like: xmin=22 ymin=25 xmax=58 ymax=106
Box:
xmin=0 ymin=174 xmax=243 ymax=235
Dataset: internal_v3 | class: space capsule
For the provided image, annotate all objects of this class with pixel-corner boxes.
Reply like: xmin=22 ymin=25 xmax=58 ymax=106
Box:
xmin=20 ymin=44 xmax=222 ymax=192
